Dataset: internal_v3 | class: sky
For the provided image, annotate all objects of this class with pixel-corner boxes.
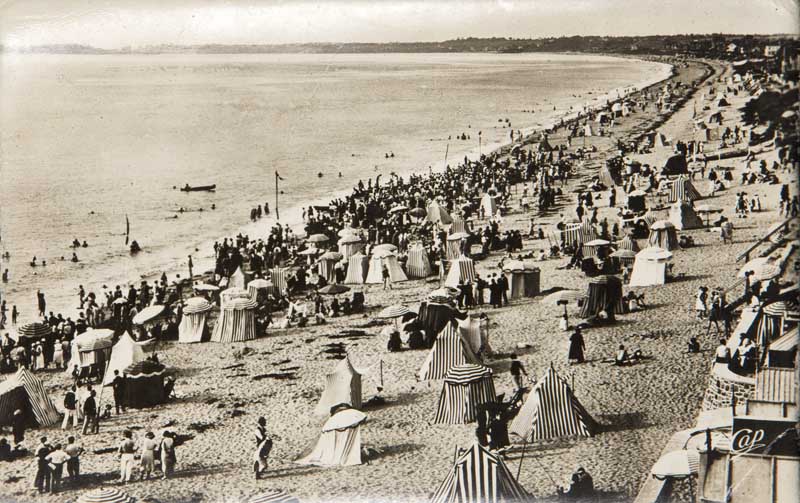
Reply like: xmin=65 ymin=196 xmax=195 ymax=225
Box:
xmin=0 ymin=0 xmax=797 ymax=49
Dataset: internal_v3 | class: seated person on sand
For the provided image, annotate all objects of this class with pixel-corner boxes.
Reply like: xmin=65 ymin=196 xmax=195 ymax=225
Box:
xmin=296 ymin=313 xmax=309 ymax=328
xmin=387 ymin=330 xmax=402 ymax=352
xmin=314 ymin=312 xmax=326 ymax=325
xmin=687 ymin=337 xmax=700 ymax=353
xmin=558 ymin=467 xmax=594 ymax=499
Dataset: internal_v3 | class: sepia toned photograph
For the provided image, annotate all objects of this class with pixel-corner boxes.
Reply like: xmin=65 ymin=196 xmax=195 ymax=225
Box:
xmin=0 ymin=1 xmax=798 ymax=502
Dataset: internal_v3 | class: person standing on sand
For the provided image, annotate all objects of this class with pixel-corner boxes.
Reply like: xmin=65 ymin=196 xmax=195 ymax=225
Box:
xmin=568 ymin=327 xmax=586 ymax=364
xmin=139 ymin=431 xmax=157 ymax=480
xmin=382 ymin=263 xmax=392 ymax=290
xmin=118 ymin=430 xmax=136 ymax=484
xmin=62 ymin=386 xmax=78 ymax=430
xmin=253 ymin=417 xmax=273 ymax=480
xmin=82 ymin=390 xmax=98 ymax=435
xmin=37 ymin=290 xmax=46 ymax=318
xmin=509 ymin=354 xmax=528 ymax=391
xmin=159 ymin=431 xmax=176 ymax=479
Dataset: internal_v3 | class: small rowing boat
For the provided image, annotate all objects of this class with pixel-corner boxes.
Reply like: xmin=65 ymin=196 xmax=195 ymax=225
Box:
xmin=180 ymin=184 xmax=216 ymax=192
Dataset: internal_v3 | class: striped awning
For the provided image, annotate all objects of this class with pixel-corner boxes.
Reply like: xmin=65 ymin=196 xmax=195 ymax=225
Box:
xmin=430 ymin=442 xmax=530 ymax=503
xmin=378 ymin=305 xmax=411 ymax=319
xmin=755 ymin=367 xmax=798 ymax=403
xmin=183 ymin=297 xmax=213 ymax=314
xmin=651 ymin=450 xmax=700 ymax=479
xmin=444 ymin=255 xmax=476 ymax=289
xmin=76 ymin=488 xmax=135 ymax=503
xmin=443 ymin=364 xmax=492 ymax=384
xmin=763 ymin=301 xmax=788 ymax=317
xmin=434 ymin=366 xmax=496 ymax=424
xmin=769 ymin=327 xmax=798 ymax=351
xmin=419 ymin=322 xmax=480 ymax=381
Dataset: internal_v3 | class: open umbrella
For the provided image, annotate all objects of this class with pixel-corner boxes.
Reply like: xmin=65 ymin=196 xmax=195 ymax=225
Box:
xmin=307 ymin=234 xmax=329 ymax=244
xmin=389 ymin=205 xmax=408 ymax=214
xmin=183 ymin=297 xmax=213 ymax=314
xmin=248 ymin=279 xmax=271 ymax=289
xmin=320 ymin=251 xmax=343 ymax=261
xmin=378 ymin=305 xmax=411 ymax=319
xmin=448 ymin=231 xmax=470 ymax=240
xmin=298 ymin=248 xmax=323 ymax=256
xmin=77 ymin=488 xmax=135 ymax=503
xmin=409 ymin=207 xmax=426 ymax=218
xmin=112 ymin=297 xmax=129 ymax=305
xmin=338 ymin=234 xmax=362 ymax=244
xmin=428 ymin=286 xmax=459 ymax=303
xmin=132 ymin=304 xmax=165 ymax=325
xmin=245 ymin=490 xmax=301 ymax=503
xmin=611 ymin=249 xmax=636 ymax=259
xmin=16 ymin=322 xmax=51 ymax=340
xmin=74 ymin=329 xmax=114 ymax=351
xmin=695 ymin=204 xmax=722 ymax=226
xmin=542 ymin=289 xmax=586 ymax=324
xmin=585 ymin=239 xmax=611 ymax=247
xmin=651 ymin=450 xmax=700 ymax=480
xmin=194 ymin=283 xmax=220 ymax=292
xmin=318 ymin=284 xmax=350 ymax=296
xmin=373 ymin=243 xmax=398 ymax=253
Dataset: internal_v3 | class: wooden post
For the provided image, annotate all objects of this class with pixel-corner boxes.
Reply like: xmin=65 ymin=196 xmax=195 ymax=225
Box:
xmin=516 ymin=440 xmax=528 ymax=480
xmin=275 ymin=171 xmax=280 ymax=221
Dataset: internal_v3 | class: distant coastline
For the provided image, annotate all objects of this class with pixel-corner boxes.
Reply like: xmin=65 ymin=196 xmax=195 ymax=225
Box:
xmin=1 ymin=33 xmax=795 ymax=56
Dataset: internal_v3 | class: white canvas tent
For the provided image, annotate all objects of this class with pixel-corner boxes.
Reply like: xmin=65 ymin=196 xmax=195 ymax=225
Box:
xmin=509 ymin=366 xmax=597 ymax=442
xmin=230 ymin=266 xmax=247 ymax=289
xmin=65 ymin=329 xmax=115 ymax=375
xmin=457 ymin=316 xmax=492 ymax=357
xmin=444 ymin=255 xmax=476 ymax=289
xmin=669 ymin=201 xmax=703 ymax=230
xmin=344 ymin=253 xmax=369 ymax=285
xmin=103 ymin=333 xmax=147 ymax=385
xmin=628 ymin=247 xmax=672 ymax=287
xmin=365 ymin=253 xmax=407 ymax=284
xmin=479 ymin=194 xmax=498 ymax=218
xmin=296 ymin=408 xmax=366 ymax=467
xmin=315 ymin=356 xmax=362 ymax=416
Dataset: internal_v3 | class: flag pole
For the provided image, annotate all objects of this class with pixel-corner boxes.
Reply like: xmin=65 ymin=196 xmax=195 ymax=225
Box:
xmin=275 ymin=171 xmax=280 ymax=221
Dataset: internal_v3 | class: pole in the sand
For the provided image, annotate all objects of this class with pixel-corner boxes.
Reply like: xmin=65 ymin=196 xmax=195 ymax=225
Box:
xmin=274 ymin=171 xmax=281 ymax=221
xmin=478 ymin=131 xmax=482 ymax=156
xmin=516 ymin=440 xmax=528 ymax=480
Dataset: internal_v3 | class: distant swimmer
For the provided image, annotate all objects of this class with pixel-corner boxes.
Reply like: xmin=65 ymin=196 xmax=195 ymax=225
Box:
xmin=211 ymin=204 xmax=216 ymax=210
xmin=390 ymin=152 xmax=395 ymax=158
xmin=385 ymin=153 xmax=389 ymax=159
xmin=72 ymin=238 xmax=81 ymax=248
xmin=338 ymin=172 xmax=343 ymax=178
xmin=317 ymin=172 xmax=323 ymax=178
xmin=82 ymin=241 xmax=88 ymax=248
xmin=42 ymin=260 xmax=46 ymax=267
xmin=130 ymin=241 xmax=141 ymax=254
xmin=71 ymin=252 xmax=79 ymax=263
xmin=179 ymin=207 xmax=185 ymax=213
xmin=30 ymin=256 xmax=37 ymax=267
xmin=2 ymin=269 xmax=7 ymax=282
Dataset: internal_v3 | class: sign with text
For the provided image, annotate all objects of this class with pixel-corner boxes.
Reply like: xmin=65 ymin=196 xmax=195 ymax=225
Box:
xmin=731 ymin=417 xmax=799 ymax=458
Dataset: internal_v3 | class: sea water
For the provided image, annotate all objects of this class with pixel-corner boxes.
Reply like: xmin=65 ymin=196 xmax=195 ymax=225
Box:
xmin=0 ymin=52 xmax=671 ymax=319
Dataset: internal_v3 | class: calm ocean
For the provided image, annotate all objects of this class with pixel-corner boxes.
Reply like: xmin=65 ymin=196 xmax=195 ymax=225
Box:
xmin=0 ymin=52 xmax=670 ymax=319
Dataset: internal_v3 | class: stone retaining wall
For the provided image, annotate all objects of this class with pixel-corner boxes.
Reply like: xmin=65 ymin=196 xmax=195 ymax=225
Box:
xmin=701 ymin=363 xmax=756 ymax=410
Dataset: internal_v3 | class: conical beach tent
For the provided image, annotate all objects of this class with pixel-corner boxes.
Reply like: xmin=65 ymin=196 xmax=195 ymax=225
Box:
xmin=444 ymin=255 xmax=476 ymax=289
xmin=668 ymin=201 xmax=703 ymax=230
xmin=0 ymin=368 xmax=60 ymax=427
xmin=406 ymin=243 xmax=432 ymax=278
xmin=296 ymin=408 xmax=366 ymax=467
xmin=211 ymin=296 xmax=257 ymax=343
xmin=103 ymin=333 xmax=146 ymax=385
xmin=480 ymin=194 xmax=499 ymax=218
xmin=230 ymin=266 xmax=247 ymax=289
xmin=509 ymin=366 xmax=597 ymax=442
xmin=433 ymin=364 xmax=496 ymax=424
xmin=430 ymin=442 xmax=531 ymax=503
xmin=65 ymin=329 xmax=114 ymax=375
xmin=344 ymin=253 xmax=369 ymax=284
xmin=419 ymin=322 xmax=480 ymax=380
xmin=445 ymin=234 xmax=466 ymax=260
xmin=665 ymin=176 xmax=702 ymax=203
xmin=178 ymin=297 xmax=214 ymax=343
xmin=616 ymin=235 xmax=640 ymax=252
xmin=315 ymin=356 xmax=362 ymax=416
xmin=365 ymin=253 xmax=408 ymax=284
xmin=579 ymin=275 xmax=626 ymax=319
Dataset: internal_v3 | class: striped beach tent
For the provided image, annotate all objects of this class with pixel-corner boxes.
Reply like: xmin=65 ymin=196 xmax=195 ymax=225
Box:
xmin=666 ymin=176 xmax=702 ymax=203
xmin=419 ymin=322 xmax=480 ymax=381
xmin=647 ymin=220 xmax=679 ymax=251
xmin=430 ymin=442 xmax=531 ymax=503
xmin=444 ymin=255 xmax=476 ymax=289
xmin=559 ymin=222 xmax=597 ymax=247
xmin=448 ymin=217 xmax=468 ymax=236
xmin=579 ymin=275 xmax=626 ymax=319
xmin=344 ymin=253 xmax=369 ymax=284
xmin=178 ymin=297 xmax=213 ymax=343
xmin=315 ymin=355 xmax=362 ymax=416
xmin=317 ymin=256 xmax=338 ymax=285
xmin=445 ymin=234 xmax=466 ymax=260
xmin=509 ymin=366 xmax=597 ymax=442
xmin=616 ymin=235 xmax=641 ymax=252
xmin=757 ymin=301 xmax=787 ymax=348
xmin=433 ymin=364 xmax=496 ymax=424
xmin=270 ymin=268 xmax=290 ymax=295
xmin=245 ymin=490 xmax=301 ymax=503
xmin=0 ymin=368 xmax=60 ymax=427
xmin=296 ymin=408 xmax=366 ymax=467
xmin=406 ymin=243 xmax=432 ymax=278
xmin=211 ymin=296 xmax=257 ymax=343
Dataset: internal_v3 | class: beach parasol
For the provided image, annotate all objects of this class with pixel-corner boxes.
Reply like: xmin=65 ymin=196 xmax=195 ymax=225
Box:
xmin=245 ymin=490 xmax=301 ymax=503
xmin=74 ymin=329 xmax=115 ymax=351
xmin=389 ymin=205 xmax=408 ymax=214
xmin=248 ymin=278 xmax=271 ymax=289
xmin=651 ymin=450 xmax=700 ymax=480
xmin=426 ymin=202 xmax=453 ymax=226
xmin=320 ymin=251 xmax=343 ymax=261
xmin=763 ymin=301 xmax=788 ymax=317
xmin=372 ymin=248 xmax=396 ymax=259
xmin=16 ymin=322 xmax=51 ymax=340
xmin=194 ymin=283 xmax=220 ymax=292
xmin=694 ymin=204 xmax=722 ymax=226
xmin=409 ymin=207 xmax=426 ymax=218
xmin=112 ymin=297 xmax=129 ymax=305
xmin=650 ymin=220 xmax=674 ymax=230
xmin=307 ymin=234 xmax=329 ymax=244
xmin=298 ymin=248 xmax=323 ymax=256
xmin=132 ymin=305 xmax=165 ymax=325
xmin=318 ymin=284 xmax=350 ymax=296
xmin=76 ymin=488 xmax=135 ymax=503
xmin=373 ymin=243 xmax=398 ymax=253
xmin=338 ymin=234 xmax=362 ymax=244
xmin=737 ymin=257 xmax=773 ymax=279
xmin=183 ymin=297 xmax=213 ymax=314
xmin=585 ymin=239 xmax=611 ymax=247
xmin=428 ymin=287 xmax=459 ymax=303
xmin=337 ymin=227 xmax=359 ymax=238
xmin=447 ymin=231 xmax=469 ymax=241
xmin=378 ymin=305 xmax=411 ymax=319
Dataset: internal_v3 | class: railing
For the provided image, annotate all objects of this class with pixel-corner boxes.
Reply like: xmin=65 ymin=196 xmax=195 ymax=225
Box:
xmin=736 ymin=215 xmax=797 ymax=263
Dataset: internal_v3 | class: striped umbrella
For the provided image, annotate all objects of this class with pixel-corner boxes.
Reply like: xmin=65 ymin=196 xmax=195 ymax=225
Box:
xmin=318 ymin=284 xmax=350 ymax=296
xmin=183 ymin=297 xmax=213 ymax=314
xmin=194 ymin=283 xmax=220 ymax=292
xmin=752 ymin=262 xmax=781 ymax=281
xmin=319 ymin=251 xmax=343 ymax=261
xmin=338 ymin=234 xmax=362 ymax=244
xmin=76 ymin=488 xmax=135 ymax=503
xmin=378 ymin=305 xmax=411 ymax=319
xmin=112 ymin=297 xmax=129 ymax=305
xmin=763 ymin=301 xmax=788 ymax=317
xmin=307 ymin=234 xmax=329 ymax=244
xmin=132 ymin=305 xmax=165 ymax=325
xmin=248 ymin=279 xmax=271 ymax=289
xmin=17 ymin=322 xmax=51 ymax=339
xmin=338 ymin=227 xmax=359 ymax=237
xmin=245 ymin=490 xmax=301 ymax=503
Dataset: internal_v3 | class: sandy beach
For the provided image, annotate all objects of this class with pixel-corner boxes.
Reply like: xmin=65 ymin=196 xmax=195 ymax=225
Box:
xmin=1 ymin=54 xmax=796 ymax=503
